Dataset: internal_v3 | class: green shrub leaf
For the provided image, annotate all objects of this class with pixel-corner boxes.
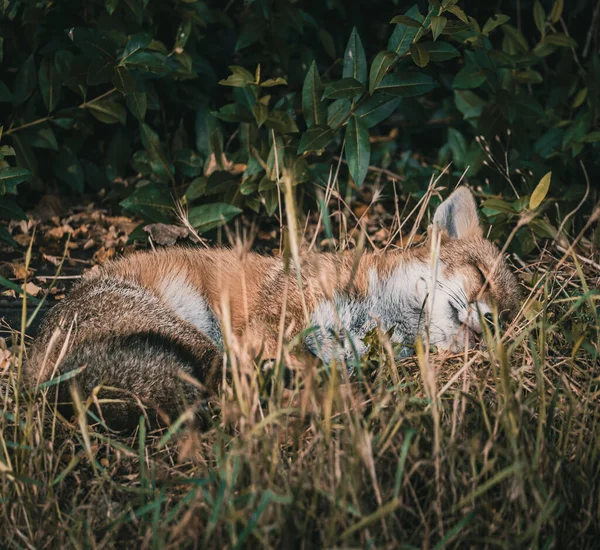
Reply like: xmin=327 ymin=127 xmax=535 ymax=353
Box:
xmin=298 ymin=126 xmax=335 ymax=154
xmin=430 ymin=16 xmax=447 ymax=41
xmin=188 ymin=203 xmax=242 ymax=233
xmin=87 ymin=100 xmax=127 ymax=125
xmin=302 ymin=61 xmax=327 ymax=128
xmin=120 ymin=184 xmax=173 ymax=223
xmin=369 ymin=51 xmax=398 ymax=94
xmin=322 ymin=78 xmax=365 ymax=100
xmin=345 ymin=114 xmax=370 ymax=186
xmin=378 ymin=72 xmax=437 ymax=97
xmin=482 ymin=14 xmax=510 ymax=35
xmin=388 ymin=5 xmax=423 ymax=56
xmin=39 ymin=58 xmax=61 ymax=113
xmin=356 ymin=94 xmax=402 ymax=128
xmin=343 ymin=28 xmax=367 ymax=86
xmin=410 ymin=44 xmax=430 ymax=68
xmin=0 ymin=167 xmax=32 ymax=195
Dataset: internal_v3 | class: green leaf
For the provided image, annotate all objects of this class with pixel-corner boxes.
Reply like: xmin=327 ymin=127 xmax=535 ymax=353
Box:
xmin=319 ymin=29 xmax=336 ymax=59
xmin=213 ymin=103 xmax=254 ymax=123
xmin=389 ymin=15 xmax=422 ymax=27
xmin=0 ymin=80 xmax=11 ymax=102
xmin=322 ymin=78 xmax=365 ymax=100
xmin=441 ymin=20 xmax=471 ymax=35
xmin=0 ymin=199 xmax=27 ymax=221
xmin=502 ymin=25 xmax=529 ymax=52
xmin=550 ymin=0 xmax=564 ymax=23
xmin=302 ymin=61 xmax=327 ymax=128
xmin=356 ymin=94 xmax=402 ymax=128
xmin=252 ymin=102 xmax=269 ymax=127
xmin=297 ymin=126 xmax=335 ymax=154
xmin=260 ymin=77 xmax=288 ymax=87
xmin=572 ymin=88 xmax=587 ymax=109
xmin=140 ymin=122 xmax=173 ymax=181
xmin=175 ymin=18 xmax=192 ymax=51
xmin=39 ymin=58 xmax=61 ymax=112
xmin=54 ymin=148 xmax=84 ymax=193
xmin=345 ymin=114 xmax=370 ymax=186
xmin=445 ymin=5 xmax=469 ymax=24
xmin=430 ymin=16 xmax=447 ymax=41
xmin=121 ymin=32 xmax=152 ymax=60
xmin=54 ymin=50 xmax=74 ymax=80
xmin=482 ymin=14 xmax=510 ymax=35
xmin=580 ymin=131 xmax=600 ymax=143
xmin=410 ymin=44 xmax=430 ymax=68
xmin=264 ymin=111 xmax=299 ymax=133
xmin=453 ymin=64 xmax=487 ymax=89
xmin=0 ymin=167 xmax=32 ymax=195
xmin=174 ymin=149 xmax=203 ymax=178
xmin=120 ymin=184 xmax=173 ymax=223
xmin=544 ymin=33 xmax=577 ymax=48
xmin=513 ymin=69 xmax=543 ymax=84
xmin=113 ymin=66 xmax=137 ymax=94
xmin=235 ymin=19 xmax=264 ymax=51
xmin=533 ymin=1 xmax=546 ymax=35
xmin=327 ymin=99 xmax=351 ymax=128
xmin=87 ymin=100 xmax=127 ymax=125
xmin=29 ymin=125 xmax=59 ymax=151
xmin=482 ymin=199 xmax=518 ymax=215
xmin=126 ymin=92 xmax=147 ymax=120
xmin=343 ymin=28 xmax=368 ymax=86
xmin=369 ymin=51 xmax=398 ymax=94
xmin=0 ymin=226 xmax=20 ymax=248
xmin=388 ymin=5 xmax=423 ymax=56
xmin=12 ymin=55 xmax=36 ymax=105
xmin=530 ymin=172 xmax=552 ymax=210
xmin=106 ymin=0 xmax=120 ymax=15
xmin=186 ymin=177 xmax=207 ymax=200
xmin=188 ymin=203 xmax=242 ymax=233
xmin=219 ymin=65 xmax=256 ymax=87
xmin=422 ymin=41 xmax=460 ymax=61
xmin=378 ymin=72 xmax=437 ymax=97
xmin=123 ymin=51 xmax=173 ymax=75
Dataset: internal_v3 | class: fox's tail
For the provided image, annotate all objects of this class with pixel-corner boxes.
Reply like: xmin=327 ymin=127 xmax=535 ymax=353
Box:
xmin=26 ymin=276 xmax=223 ymax=431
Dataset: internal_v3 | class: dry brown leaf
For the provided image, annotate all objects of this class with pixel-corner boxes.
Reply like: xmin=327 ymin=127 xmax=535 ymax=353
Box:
xmin=46 ymin=225 xmax=74 ymax=240
xmin=143 ymin=223 xmax=190 ymax=246
xmin=13 ymin=234 xmax=32 ymax=247
xmin=43 ymin=254 xmax=62 ymax=266
xmin=10 ymin=263 xmax=30 ymax=280
xmin=22 ymin=282 xmax=42 ymax=297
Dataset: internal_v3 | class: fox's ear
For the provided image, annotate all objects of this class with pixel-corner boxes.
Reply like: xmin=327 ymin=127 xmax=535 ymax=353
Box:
xmin=432 ymin=187 xmax=483 ymax=239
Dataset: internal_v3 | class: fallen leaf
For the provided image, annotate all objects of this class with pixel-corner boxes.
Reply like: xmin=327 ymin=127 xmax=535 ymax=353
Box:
xmin=22 ymin=282 xmax=42 ymax=296
xmin=13 ymin=234 xmax=32 ymax=247
xmin=10 ymin=264 xmax=30 ymax=280
xmin=143 ymin=223 xmax=190 ymax=246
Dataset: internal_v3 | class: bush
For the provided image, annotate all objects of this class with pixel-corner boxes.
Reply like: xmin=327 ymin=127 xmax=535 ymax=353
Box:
xmin=0 ymin=0 xmax=599 ymax=252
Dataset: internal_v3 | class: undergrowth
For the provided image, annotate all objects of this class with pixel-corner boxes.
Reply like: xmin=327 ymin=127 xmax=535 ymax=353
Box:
xmin=1 ymin=181 xmax=599 ymax=549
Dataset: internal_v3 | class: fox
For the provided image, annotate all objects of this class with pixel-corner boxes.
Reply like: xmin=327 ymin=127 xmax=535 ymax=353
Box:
xmin=26 ymin=187 xmax=520 ymax=429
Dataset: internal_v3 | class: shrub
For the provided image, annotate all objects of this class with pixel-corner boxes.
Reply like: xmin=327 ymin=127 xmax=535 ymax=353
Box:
xmin=0 ymin=0 xmax=598 ymax=253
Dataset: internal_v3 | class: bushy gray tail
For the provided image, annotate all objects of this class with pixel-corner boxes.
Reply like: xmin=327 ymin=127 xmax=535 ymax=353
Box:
xmin=54 ymin=333 xmax=222 ymax=431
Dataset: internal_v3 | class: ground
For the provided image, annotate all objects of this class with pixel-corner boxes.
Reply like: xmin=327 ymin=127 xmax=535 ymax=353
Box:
xmin=0 ymin=185 xmax=599 ymax=548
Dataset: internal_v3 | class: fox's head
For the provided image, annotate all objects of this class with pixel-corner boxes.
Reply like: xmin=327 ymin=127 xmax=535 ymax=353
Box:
xmin=421 ymin=187 xmax=521 ymax=351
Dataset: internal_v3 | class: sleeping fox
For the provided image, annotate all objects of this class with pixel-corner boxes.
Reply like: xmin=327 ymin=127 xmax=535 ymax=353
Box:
xmin=26 ymin=187 xmax=520 ymax=427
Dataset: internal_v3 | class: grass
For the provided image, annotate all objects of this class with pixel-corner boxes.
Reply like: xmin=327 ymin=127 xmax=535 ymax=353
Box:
xmin=1 ymin=176 xmax=599 ymax=549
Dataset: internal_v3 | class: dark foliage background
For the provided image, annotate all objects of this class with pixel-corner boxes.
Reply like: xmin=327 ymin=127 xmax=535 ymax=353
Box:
xmin=1 ymin=0 xmax=599 ymax=254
